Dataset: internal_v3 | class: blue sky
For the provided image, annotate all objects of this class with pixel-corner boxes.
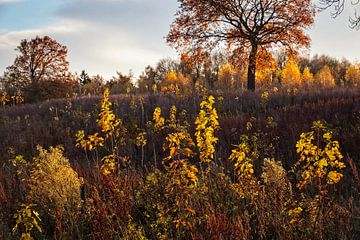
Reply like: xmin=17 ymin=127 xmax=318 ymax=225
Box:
xmin=0 ymin=0 xmax=359 ymax=78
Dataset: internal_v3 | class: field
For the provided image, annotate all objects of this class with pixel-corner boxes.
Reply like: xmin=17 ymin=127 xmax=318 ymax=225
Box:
xmin=1 ymin=87 xmax=360 ymax=239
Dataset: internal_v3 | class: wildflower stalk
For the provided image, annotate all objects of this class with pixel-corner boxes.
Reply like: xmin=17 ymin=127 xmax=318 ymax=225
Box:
xmin=194 ymin=95 xmax=219 ymax=173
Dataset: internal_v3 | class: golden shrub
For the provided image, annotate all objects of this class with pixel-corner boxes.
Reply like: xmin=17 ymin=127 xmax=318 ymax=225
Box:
xmin=26 ymin=146 xmax=83 ymax=219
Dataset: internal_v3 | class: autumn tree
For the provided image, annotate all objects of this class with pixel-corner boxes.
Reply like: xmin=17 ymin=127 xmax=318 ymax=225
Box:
xmin=299 ymin=55 xmax=350 ymax=85
xmin=344 ymin=64 xmax=360 ymax=86
xmin=179 ymin=52 xmax=207 ymax=89
xmin=137 ymin=65 xmax=157 ymax=93
xmin=302 ymin=67 xmax=314 ymax=85
xmin=3 ymin=36 xmax=71 ymax=99
xmin=167 ymin=0 xmax=315 ymax=91
xmin=161 ymin=70 xmax=190 ymax=94
xmin=107 ymin=71 xmax=134 ymax=94
xmin=216 ymin=62 xmax=235 ymax=89
xmin=315 ymin=65 xmax=336 ymax=87
xmin=281 ymin=59 xmax=302 ymax=86
xmin=256 ymin=49 xmax=278 ymax=86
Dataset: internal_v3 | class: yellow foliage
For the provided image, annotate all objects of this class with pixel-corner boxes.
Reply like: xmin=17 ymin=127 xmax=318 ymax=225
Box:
xmin=344 ymin=64 xmax=360 ymax=86
xmin=281 ymin=59 xmax=302 ymax=87
xmin=153 ymin=107 xmax=165 ymax=130
xmin=75 ymin=88 xmax=129 ymax=175
xmin=229 ymin=138 xmax=259 ymax=198
xmin=165 ymin=71 xmax=178 ymax=84
xmin=162 ymin=120 xmax=199 ymax=230
xmin=1 ymin=91 xmax=10 ymax=106
xmin=260 ymin=91 xmax=270 ymax=107
xmin=295 ymin=120 xmax=345 ymax=190
xmin=100 ymin=154 xmax=117 ymax=176
xmin=195 ymin=95 xmax=219 ymax=166
xmin=1 ymin=91 xmax=23 ymax=106
xmin=163 ymin=131 xmax=195 ymax=163
xmin=256 ymin=51 xmax=277 ymax=86
xmin=288 ymin=206 xmax=304 ymax=224
xmin=217 ymin=62 xmax=234 ymax=89
xmin=302 ymin=67 xmax=314 ymax=85
xmin=12 ymin=204 xmax=42 ymax=240
xmin=75 ymin=131 xmax=104 ymax=151
xmin=315 ymin=65 xmax=335 ymax=87
xmin=163 ymin=71 xmax=190 ymax=92
xmin=230 ymin=143 xmax=254 ymax=177
xmin=97 ymin=88 xmax=121 ymax=138
xmin=26 ymin=146 xmax=83 ymax=218
xmin=135 ymin=131 xmax=147 ymax=147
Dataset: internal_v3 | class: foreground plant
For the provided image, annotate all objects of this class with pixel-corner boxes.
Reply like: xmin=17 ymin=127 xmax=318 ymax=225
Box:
xmin=295 ymin=120 xmax=346 ymax=191
xmin=288 ymin=120 xmax=349 ymax=239
xmin=76 ymin=88 xmax=129 ymax=175
xmin=13 ymin=204 xmax=42 ymax=240
xmin=195 ymin=95 xmax=219 ymax=171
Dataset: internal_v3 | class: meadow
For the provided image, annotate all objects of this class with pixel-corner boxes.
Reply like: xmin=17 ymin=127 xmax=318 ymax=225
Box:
xmin=1 ymin=86 xmax=360 ymax=239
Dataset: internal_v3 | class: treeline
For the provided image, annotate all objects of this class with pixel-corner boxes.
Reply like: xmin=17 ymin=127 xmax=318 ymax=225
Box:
xmin=2 ymin=53 xmax=359 ymax=104
xmin=1 ymin=36 xmax=359 ymax=104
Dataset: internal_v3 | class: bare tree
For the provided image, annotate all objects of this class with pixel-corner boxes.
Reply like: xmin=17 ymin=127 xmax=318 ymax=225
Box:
xmin=319 ymin=0 xmax=360 ymax=29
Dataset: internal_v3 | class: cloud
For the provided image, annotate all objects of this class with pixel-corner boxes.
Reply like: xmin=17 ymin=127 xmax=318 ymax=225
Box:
xmin=0 ymin=19 xmax=90 ymax=73
xmin=0 ymin=5 xmax=178 ymax=79
xmin=0 ymin=0 xmax=22 ymax=4
xmin=0 ymin=19 xmax=89 ymax=51
xmin=2 ymin=0 xmax=360 ymax=81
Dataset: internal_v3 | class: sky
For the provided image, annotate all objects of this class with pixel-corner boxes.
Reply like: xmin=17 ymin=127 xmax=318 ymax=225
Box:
xmin=0 ymin=0 xmax=359 ymax=79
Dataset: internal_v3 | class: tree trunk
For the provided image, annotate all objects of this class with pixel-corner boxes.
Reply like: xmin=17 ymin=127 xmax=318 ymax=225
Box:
xmin=247 ymin=43 xmax=258 ymax=91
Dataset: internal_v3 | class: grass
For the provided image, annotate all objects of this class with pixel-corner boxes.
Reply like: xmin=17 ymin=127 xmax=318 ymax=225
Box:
xmin=0 ymin=86 xmax=360 ymax=239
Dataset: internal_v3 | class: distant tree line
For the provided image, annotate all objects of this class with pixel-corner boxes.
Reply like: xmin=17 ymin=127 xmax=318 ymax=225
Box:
xmin=1 ymin=35 xmax=359 ymax=103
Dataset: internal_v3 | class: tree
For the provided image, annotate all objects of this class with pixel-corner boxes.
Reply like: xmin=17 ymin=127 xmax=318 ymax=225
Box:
xmin=281 ymin=59 xmax=302 ymax=87
xmin=108 ymin=71 xmax=134 ymax=94
xmin=319 ymin=0 xmax=360 ymax=29
xmin=299 ymin=54 xmax=350 ymax=85
xmin=256 ymin=49 xmax=278 ymax=86
xmin=162 ymin=70 xmax=190 ymax=94
xmin=344 ymin=64 xmax=360 ymax=86
xmin=302 ymin=67 xmax=314 ymax=85
xmin=4 ymin=36 xmax=70 ymax=93
xmin=217 ymin=62 xmax=235 ymax=89
xmin=315 ymin=65 xmax=336 ymax=87
xmin=78 ymin=70 xmax=91 ymax=85
xmin=167 ymin=0 xmax=315 ymax=91
xmin=137 ymin=65 xmax=157 ymax=93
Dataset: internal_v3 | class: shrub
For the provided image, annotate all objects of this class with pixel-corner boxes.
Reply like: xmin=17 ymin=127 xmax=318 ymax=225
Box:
xmin=26 ymin=146 xmax=83 ymax=236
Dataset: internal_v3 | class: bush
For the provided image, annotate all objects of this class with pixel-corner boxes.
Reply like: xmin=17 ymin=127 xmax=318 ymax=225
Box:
xmin=26 ymin=146 xmax=83 ymax=237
